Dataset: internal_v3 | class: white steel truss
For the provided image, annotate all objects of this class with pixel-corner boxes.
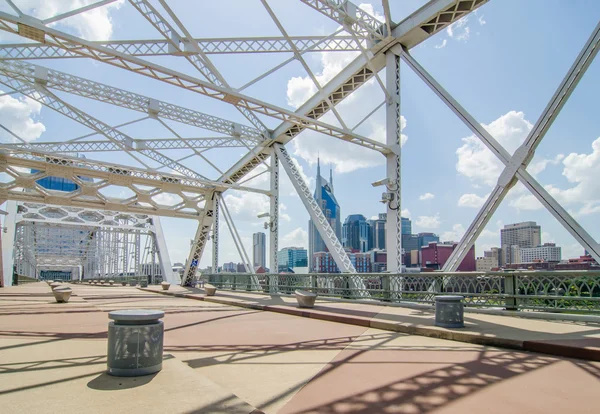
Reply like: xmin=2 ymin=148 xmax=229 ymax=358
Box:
xmin=0 ymin=0 xmax=592 ymax=287
xmin=11 ymin=201 xmax=175 ymax=283
xmin=0 ymin=36 xmax=361 ymax=59
xmin=275 ymin=143 xmax=356 ymax=273
xmin=441 ymin=20 xmax=600 ymax=270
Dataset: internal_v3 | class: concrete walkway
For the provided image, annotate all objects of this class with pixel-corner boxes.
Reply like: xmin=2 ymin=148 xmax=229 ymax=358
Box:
xmin=1 ymin=282 xmax=599 ymax=413
xmin=143 ymin=285 xmax=600 ymax=362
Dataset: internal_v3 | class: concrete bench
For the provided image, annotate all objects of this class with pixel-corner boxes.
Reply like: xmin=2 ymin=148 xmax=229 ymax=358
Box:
xmin=109 ymin=280 xmax=115 ymax=286
xmin=435 ymin=295 xmax=464 ymax=328
xmin=53 ymin=286 xmax=72 ymax=303
xmin=161 ymin=281 xmax=171 ymax=291
xmin=204 ymin=284 xmax=217 ymax=296
xmin=121 ymin=281 xmax=127 ymax=286
xmin=295 ymin=290 xmax=317 ymax=308
xmin=107 ymin=310 xmax=164 ymax=377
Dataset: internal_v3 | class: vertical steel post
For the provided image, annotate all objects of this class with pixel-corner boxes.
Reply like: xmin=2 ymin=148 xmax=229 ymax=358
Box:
xmin=385 ymin=51 xmax=402 ymax=274
xmin=269 ymin=148 xmax=279 ymax=289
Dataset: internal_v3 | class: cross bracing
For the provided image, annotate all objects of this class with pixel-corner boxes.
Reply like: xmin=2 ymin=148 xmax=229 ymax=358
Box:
xmin=0 ymin=0 xmax=595 ymax=288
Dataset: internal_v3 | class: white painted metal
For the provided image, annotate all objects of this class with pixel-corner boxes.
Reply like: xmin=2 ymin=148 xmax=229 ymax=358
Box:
xmin=269 ymin=148 xmax=279 ymax=273
xmin=385 ymin=51 xmax=402 ymax=273
xmin=399 ymin=49 xmax=600 ymax=269
xmin=274 ymin=143 xmax=356 ymax=273
xmin=41 ymin=0 xmax=120 ymax=24
xmin=212 ymin=195 xmax=220 ymax=273
xmin=182 ymin=194 xmax=216 ymax=286
xmin=443 ymin=20 xmax=600 ymax=271
xmin=0 ymin=36 xmax=360 ymax=59
xmin=0 ymin=60 xmax=263 ymax=144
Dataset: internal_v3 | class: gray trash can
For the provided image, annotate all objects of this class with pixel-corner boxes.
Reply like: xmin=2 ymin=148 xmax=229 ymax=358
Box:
xmin=107 ymin=309 xmax=164 ymax=376
xmin=434 ymin=295 xmax=464 ymax=328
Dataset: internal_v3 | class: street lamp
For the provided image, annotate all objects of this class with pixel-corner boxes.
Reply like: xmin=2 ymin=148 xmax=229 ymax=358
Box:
xmin=257 ymin=212 xmax=274 ymax=231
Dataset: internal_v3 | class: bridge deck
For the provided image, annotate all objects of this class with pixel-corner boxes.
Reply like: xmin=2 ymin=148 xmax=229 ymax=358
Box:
xmin=0 ymin=282 xmax=598 ymax=413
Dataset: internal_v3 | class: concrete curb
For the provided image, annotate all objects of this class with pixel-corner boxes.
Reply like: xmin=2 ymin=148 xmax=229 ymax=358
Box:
xmin=138 ymin=288 xmax=600 ymax=362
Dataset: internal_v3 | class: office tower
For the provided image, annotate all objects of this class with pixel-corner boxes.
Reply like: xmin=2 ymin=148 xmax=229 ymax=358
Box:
xmin=343 ymin=214 xmax=370 ymax=252
xmin=500 ymin=221 xmax=541 ymax=264
xmin=519 ymin=243 xmax=561 ymax=263
xmin=308 ymin=159 xmax=341 ymax=270
xmin=277 ymin=247 xmax=308 ymax=272
xmin=252 ymin=232 xmax=266 ymax=268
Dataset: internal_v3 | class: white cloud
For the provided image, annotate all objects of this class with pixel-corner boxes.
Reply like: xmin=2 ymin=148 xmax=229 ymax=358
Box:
xmin=441 ymin=223 xmax=465 ymax=243
xmin=0 ymin=90 xmax=45 ymax=143
xmin=509 ymin=193 xmax=543 ymax=211
xmin=456 ymin=110 xmax=533 ymax=186
xmin=285 ymin=5 xmax=402 ymax=174
xmin=458 ymin=193 xmax=489 ymax=208
xmin=415 ymin=214 xmax=440 ymax=229
xmin=528 ymin=154 xmax=564 ymax=176
xmin=18 ymin=0 xmax=123 ymax=40
xmin=223 ymin=191 xmax=269 ymax=222
xmin=401 ymin=208 xmax=411 ymax=219
xmin=446 ymin=15 xmax=471 ymax=41
xmin=434 ymin=39 xmax=447 ymax=49
xmin=478 ymin=15 xmax=487 ymax=25
xmin=419 ymin=192 xmax=435 ymax=201
xmin=280 ymin=227 xmax=308 ymax=249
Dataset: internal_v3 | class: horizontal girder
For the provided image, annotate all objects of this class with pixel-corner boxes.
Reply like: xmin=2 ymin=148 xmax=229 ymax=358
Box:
xmin=2 ymin=137 xmax=247 ymax=153
xmin=0 ymin=36 xmax=360 ymax=59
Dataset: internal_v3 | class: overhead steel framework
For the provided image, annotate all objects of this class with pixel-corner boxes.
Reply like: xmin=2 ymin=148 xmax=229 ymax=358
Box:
xmin=0 ymin=0 xmax=597 ymax=287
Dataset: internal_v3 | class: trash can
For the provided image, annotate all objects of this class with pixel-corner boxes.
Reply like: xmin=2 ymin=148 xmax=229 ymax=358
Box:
xmin=107 ymin=309 xmax=164 ymax=376
xmin=434 ymin=295 xmax=464 ymax=328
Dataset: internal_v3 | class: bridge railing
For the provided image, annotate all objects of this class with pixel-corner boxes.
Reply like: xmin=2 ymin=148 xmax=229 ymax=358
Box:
xmin=200 ymin=271 xmax=600 ymax=314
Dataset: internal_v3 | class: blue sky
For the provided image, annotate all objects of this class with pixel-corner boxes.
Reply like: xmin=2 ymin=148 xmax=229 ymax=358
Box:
xmin=0 ymin=0 xmax=599 ymax=267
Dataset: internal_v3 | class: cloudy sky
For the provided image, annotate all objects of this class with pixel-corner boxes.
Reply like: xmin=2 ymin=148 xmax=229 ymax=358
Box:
xmin=0 ymin=0 xmax=599 ymax=268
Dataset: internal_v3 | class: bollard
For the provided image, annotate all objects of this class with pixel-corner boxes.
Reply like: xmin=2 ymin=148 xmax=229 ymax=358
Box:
xmin=107 ymin=310 xmax=164 ymax=376
xmin=204 ymin=284 xmax=217 ymax=296
xmin=53 ymin=286 xmax=72 ymax=303
xmin=434 ymin=295 xmax=464 ymax=328
xmin=161 ymin=281 xmax=171 ymax=291
xmin=129 ymin=280 xmax=137 ymax=286
xmin=295 ymin=290 xmax=317 ymax=308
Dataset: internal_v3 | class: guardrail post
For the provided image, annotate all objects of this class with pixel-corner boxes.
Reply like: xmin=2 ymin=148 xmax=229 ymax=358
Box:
xmin=504 ymin=273 xmax=517 ymax=310
xmin=382 ymin=274 xmax=391 ymax=302
xmin=310 ymin=274 xmax=316 ymax=292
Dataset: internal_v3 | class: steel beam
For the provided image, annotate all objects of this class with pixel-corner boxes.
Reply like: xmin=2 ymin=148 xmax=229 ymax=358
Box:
xmin=0 ymin=12 xmax=380 ymax=146
xmin=0 ymin=60 xmax=263 ymax=143
xmin=275 ymin=143 xmax=356 ymax=273
xmin=212 ymin=194 xmax=220 ymax=273
xmin=182 ymin=193 xmax=216 ymax=286
xmin=220 ymin=195 xmax=254 ymax=273
xmin=2 ymin=137 xmax=247 ymax=153
xmin=220 ymin=0 xmax=488 ymax=186
xmin=0 ymin=36 xmax=360 ymax=59
xmin=385 ymin=51 xmax=402 ymax=273
xmin=269 ymin=148 xmax=279 ymax=273
xmin=444 ymin=20 xmax=600 ymax=271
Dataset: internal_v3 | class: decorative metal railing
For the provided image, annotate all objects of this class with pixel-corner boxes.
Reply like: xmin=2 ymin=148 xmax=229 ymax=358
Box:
xmin=200 ymin=271 xmax=600 ymax=313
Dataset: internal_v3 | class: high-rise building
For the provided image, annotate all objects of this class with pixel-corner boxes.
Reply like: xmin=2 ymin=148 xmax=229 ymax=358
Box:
xmin=277 ymin=247 xmax=308 ymax=272
xmin=223 ymin=262 xmax=236 ymax=272
xmin=309 ymin=159 xmax=341 ymax=270
xmin=500 ymin=222 xmax=541 ymax=264
xmin=368 ymin=213 xmax=387 ymax=251
xmin=418 ymin=233 xmax=440 ymax=249
xmin=343 ymin=214 xmax=370 ymax=252
xmin=401 ymin=217 xmax=411 ymax=236
xmin=252 ymin=232 xmax=266 ymax=268
xmin=313 ymin=250 xmax=371 ymax=273
xmin=519 ymin=243 xmax=561 ymax=263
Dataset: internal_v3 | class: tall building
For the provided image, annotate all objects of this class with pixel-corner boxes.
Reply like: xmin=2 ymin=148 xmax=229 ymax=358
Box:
xmin=277 ymin=247 xmax=308 ymax=272
xmin=418 ymin=233 xmax=440 ymax=249
xmin=252 ymin=232 xmax=266 ymax=268
xmin=343 ymin=214 xmax=370 ymax=252
xmin=519 ymin=243 xmax=561 ymax=263
xmin=401 ymin=217 xmax=411 ymax=236
xmin=500 ymin=221 xmax=541 ymax=264
xmin=313 ymin=250 xmax=371 ymax=273
xmin=308 ymin=159 xmax=341 ymax=270
xmin=368 ymin=213 xmax=387 ymax=251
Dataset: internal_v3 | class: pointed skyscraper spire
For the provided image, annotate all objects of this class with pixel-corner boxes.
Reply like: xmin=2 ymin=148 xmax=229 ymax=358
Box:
xmin=329 ymin=164 xmax=334 ymax=192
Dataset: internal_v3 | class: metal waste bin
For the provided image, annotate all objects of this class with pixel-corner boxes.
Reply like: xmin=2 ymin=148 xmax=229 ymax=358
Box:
xmin=107 ymin=309 xmax=164 ymax=376
xmin=434 ymin=295 xmax=464 ymax=328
